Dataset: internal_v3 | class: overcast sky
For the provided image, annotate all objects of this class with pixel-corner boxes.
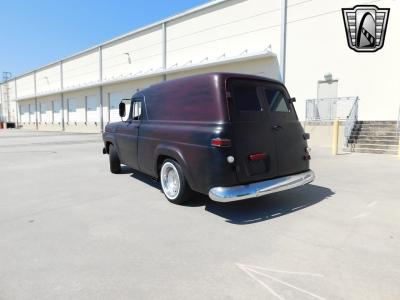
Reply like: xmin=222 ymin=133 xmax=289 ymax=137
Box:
xmin=0 ymin=0 xmax=208 ymax=79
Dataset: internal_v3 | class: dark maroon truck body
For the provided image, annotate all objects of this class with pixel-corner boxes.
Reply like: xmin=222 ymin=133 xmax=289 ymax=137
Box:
xmin=103 ymin=73 xmax=311 ymax=197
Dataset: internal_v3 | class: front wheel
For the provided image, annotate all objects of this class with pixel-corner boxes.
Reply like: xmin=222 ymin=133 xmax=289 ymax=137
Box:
xmin=160 ymin=159 xmax=193 ymax=204
xmin=109 ymin=144 xmax=122 ymax=174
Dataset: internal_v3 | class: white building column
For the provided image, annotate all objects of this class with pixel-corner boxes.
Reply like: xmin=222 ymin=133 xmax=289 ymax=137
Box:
xmin=99 ymin=46 xmax=104 ymax=132
xmin=33 ymin=71 xmax=38 ymax=130
xmin=60 ymin=61 xmax=65 ymax=131
xmin=162 ymin=22 xmax=167 ymax=81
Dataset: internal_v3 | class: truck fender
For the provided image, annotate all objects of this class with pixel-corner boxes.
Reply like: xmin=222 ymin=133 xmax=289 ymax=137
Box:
xmin=153 ymin=144 xmax=195 ymax=190
xmin=103 ymin=133 xmax=117 ymax=154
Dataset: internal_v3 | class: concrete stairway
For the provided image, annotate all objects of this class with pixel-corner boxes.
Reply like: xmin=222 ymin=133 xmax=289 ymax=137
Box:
xmin=348 ymin=121 xmax=399 ymax=154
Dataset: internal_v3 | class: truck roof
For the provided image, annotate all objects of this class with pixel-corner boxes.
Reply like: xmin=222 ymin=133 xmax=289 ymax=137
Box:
xmin=141 ymin=72 xmax=283 ymax=94
xmin=135 ymin=73 xmax=284 ymax=123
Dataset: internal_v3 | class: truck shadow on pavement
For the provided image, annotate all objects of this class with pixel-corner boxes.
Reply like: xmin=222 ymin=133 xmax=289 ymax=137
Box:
xmin=202 ymin=184 xmax=334 ymax=224
xmin=126 ymin=167 xmax=334 ymax=225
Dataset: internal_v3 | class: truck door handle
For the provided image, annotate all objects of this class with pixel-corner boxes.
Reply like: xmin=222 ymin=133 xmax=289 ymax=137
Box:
xmin=272 ymin=125 xmax=282 ymax=130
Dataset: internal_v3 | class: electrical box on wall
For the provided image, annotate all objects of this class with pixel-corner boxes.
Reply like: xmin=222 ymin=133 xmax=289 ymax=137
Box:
xmin=317 ymin=73 xmax=338 ymax=99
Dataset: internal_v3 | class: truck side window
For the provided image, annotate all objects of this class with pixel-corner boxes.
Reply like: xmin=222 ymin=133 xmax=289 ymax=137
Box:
xmin=264 ymin=88 xmax=290 ymax=112
xmin=233 ymin=84 xmax=261 ymax=111
xmin=131 ymin=100 xmax=142 ymax=120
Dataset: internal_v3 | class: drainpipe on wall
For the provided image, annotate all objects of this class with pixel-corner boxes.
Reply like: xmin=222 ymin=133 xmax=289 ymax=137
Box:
xmin=60 ymin=61 xmax=65 ymax=132
xmin=14 ymin=79 xmax=18 ymax=128
xmin=33 ymin=71 xmax=38 ymax=130
xmin=34 ymin=98 xmax=38 ymax=130
xmin=99 ymin=46 xmax=104 ymax=133
xmin=280 ymin=0 xmax=287 ymax=83
xmin=15 ymin=102 xmax=19 ymax=128
xmin=162 ymin=22 xmax=167 ymax=81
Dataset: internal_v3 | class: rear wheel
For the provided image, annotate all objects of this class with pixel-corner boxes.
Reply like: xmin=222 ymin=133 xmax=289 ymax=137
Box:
xmin=160 ymin=159 xmax=193 ymax=204
xmin=109 ymin=144 xmax=121 ymax=174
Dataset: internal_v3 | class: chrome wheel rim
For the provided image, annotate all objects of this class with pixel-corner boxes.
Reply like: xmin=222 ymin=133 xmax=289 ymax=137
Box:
xmin=160 ymin=162 xmax=180 ymax=200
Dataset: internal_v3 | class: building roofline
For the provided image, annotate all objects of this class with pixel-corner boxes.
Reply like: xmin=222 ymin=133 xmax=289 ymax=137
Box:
xmin=13 ymin=51 xmax=277 ymax=101
xmin=6 ymin=0 xmax=233 ymax=82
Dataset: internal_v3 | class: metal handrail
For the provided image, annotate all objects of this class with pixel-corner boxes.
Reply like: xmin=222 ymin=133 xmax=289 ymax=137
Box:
xmin=305 ymin=97 xmax=358 ymax=121
xmin=344 ymin=97 xmax=359 ymax=149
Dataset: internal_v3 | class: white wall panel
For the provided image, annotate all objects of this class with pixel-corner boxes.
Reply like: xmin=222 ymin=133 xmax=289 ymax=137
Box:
xmin=30 ymin=102 xmax=36 ymax=122
xmin=17 ymin=100 xmax=36 ymax=123
xmin=64 ymin=89 xmax=97 ymax=123
xmin=36 ymin=65 xmax=61 ymax=95
xmin=86 ymin=95 xmax=100 ymax=123
xmin=39 ymin=100 xmax=53 ymax=123
xmin=53 ymin=100 xmax=62 ymax=123
xmin=67 ymin=98 xmax=78 ymax=122
xmin=0 ymin=84 xmax=4 ymax=103
xmin=16 ymin=74 xmax=35 ymax=98
xmin=8 ymin=81 xmax=16 ymax=101
xmin=63 ymin=50 xmax=99 ymax=89
xmin=102 ymin=27 xmax=163 ymax=81
xmin=166 ymin=0 xmax=281 ymax=69
xmin=166 ymin=57 xmax=280 ymax=81
xmin=20 ymin=104 xmax=30 ymax=123
xmin=108 ymin=92 xmax=122 ymax=122
xmin=0 ymin=84 xmax=7 ymax=120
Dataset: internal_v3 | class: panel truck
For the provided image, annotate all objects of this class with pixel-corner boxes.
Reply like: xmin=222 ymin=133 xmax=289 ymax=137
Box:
xmin=103 ymin=73 xmax=314 ymax=204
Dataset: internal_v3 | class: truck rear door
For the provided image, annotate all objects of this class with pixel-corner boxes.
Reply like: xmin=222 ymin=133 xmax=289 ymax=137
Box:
xmin=228 ymin=79 xmax=278 ymax=184
xmin=261 ymin=83 xmax=309 ymax=177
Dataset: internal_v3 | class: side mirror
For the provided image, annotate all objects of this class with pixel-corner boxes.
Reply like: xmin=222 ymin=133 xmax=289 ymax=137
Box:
xmin=119 ymin=102 xmax=126 ymax=118
xmin=289 ymin=97 xmax=296 ymax=103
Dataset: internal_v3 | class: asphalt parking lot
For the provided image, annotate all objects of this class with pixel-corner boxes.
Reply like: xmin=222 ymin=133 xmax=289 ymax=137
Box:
xmin=0 ymin=130 xmax=399 ymax=300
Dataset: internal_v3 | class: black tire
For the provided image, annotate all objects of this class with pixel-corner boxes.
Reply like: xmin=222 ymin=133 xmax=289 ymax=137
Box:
xmin=160 ymin=159 xmax=193 ymax=204
xmin=109 ymin=144 xmax=122 ymax=174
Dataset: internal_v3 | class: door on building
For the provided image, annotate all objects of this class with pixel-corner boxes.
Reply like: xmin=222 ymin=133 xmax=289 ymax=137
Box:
xmin=53 ymin=100 xmax=62 ymax=124
xmin=86 ymin=95 xmax=99 ymax=124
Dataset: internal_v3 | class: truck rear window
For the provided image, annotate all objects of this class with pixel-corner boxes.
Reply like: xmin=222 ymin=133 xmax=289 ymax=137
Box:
xmin=232 ymin=84 xmax=261 ymax=111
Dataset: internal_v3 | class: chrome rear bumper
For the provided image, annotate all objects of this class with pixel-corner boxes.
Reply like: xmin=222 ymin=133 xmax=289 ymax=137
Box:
xmin=208 ymin=170 xmax=315 ymax=202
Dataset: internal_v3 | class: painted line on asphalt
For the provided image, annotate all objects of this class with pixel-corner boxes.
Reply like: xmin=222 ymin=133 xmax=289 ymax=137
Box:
xmin=236 ymin=264 xmax=284 ymax=300
xmin=237 ymin=263 xmax=326 ymax=300
xmin=353 ymin=212 xmax=372 ymax=219
xmin=238 ymin=263 xmax=324 ymax=277
xmin=352 ymin=201 xmax=379 ymax=219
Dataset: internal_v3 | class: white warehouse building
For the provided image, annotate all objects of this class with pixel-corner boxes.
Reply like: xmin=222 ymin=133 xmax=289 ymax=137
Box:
xmin=0 ymin=0 xmax=399 ymax=139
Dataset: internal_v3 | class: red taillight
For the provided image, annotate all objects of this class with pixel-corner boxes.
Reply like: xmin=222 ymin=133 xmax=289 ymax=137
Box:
xmin=211 ymin=138 xmax=231 ymax=147
xmin=249 ymin=153 xmax=267 ymax=161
